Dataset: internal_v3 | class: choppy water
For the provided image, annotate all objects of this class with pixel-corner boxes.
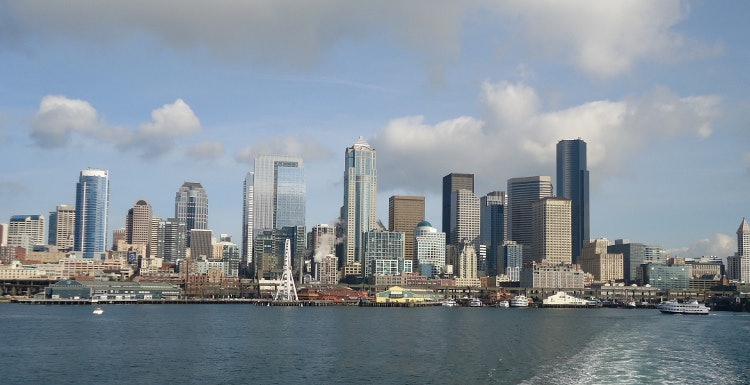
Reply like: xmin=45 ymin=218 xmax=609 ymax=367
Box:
xmin=2 ymin=304 xmax=748 ymax=384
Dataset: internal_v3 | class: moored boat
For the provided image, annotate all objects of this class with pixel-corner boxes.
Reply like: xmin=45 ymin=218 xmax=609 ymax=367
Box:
xmin=542 ymin=291 xmax=598 ymax=307
xmin=441 ymin=299 xmax=458 ymax=307
xmin=656 ymin=299 xmax=709 ymax=315
xmin=510 ymin=295 xmax=529 ymax=307
xmin=496 ymin=300 xmax=510 ymax=308
xmin=92 ymin=307 xmax=104 ymax=315
xmin=469 ymin=298 xmax=483 ymax=307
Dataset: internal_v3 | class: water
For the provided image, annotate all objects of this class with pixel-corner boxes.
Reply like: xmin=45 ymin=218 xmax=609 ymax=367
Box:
xmin=2 ymin=304 xmax=749 ymax=384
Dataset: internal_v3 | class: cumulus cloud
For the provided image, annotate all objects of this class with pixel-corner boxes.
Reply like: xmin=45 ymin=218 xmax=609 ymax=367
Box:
xmin=371 ymin=80 xmax=721 ymax=194
xmin=187 ymin=141 xmax=224 ymax=161
xmin=668 ymin=233 xmax=735 ymax=259
xmin=30 ymin=95 xmax=203 ymax=158
xmin=1 ymin=1 xmax=711 ymax=78
xmin=235 ymin=135 xmax=334 ymax=164
xmin=30 ymin=95 xmax=102 ymax=148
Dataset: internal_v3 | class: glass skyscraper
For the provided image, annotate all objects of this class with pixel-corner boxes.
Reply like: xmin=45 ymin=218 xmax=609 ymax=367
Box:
xmin=343 ymin=137 xmax=378 ymax=268
xmin=74 ymin=168 xmax=110 ymax=259
xmin=175 ymin=182 xmax=208 ymax=247
xmin=556 ymin=139 xmax=590 ymax=263
xmin=252 ymin=155 xmax=305 ymax=233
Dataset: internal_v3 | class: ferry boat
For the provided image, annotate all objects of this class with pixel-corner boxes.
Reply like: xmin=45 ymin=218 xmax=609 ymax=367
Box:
xmin=656 ymin=299 xmax=709 ymax=315
xmin=441 ymin=299 xmax=458 ymax=307
xmin=510 ymin=295 xmax=529 ymax=307
xmin=92 ymin=307 xmax=104 ymax=315
xmin=542 ymin=291 xmax=598 ymax=307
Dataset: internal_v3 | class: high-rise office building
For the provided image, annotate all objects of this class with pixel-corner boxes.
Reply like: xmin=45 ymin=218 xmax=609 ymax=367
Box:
xmin=507 ymin=176 xmax=553 ymax=252
xmin=48 ymin=204 xmax=75 ymax=249
xmin=74 ymin=168 xmax=110 ymax=259
xmin=531 ymin=197 xmax=572 ymax=265
xmin=449 ymin=189 xmax=480 ymax=247
xmin=175 ymin=182 xmax=208 ymax=247
xmin=414 ymin=220 xmax=446 ymax=278
xmin=580 ymin=238 xmax=624 ymax=283
xmin=502 ymin=241 xmax=523 ymax=282
xmin=126 ymin=199 xmax=153 ymax=247
xmin=343 ymin=137 xmax=378 ymax=268
xmin=739 ymin=218 xmax=750 ymax=257
xmin=557 ymin=139 xmax=590 ymax=262
xmin=362 ymin=229 xmax=405 ymax=277
xmin=309 ymin=224 xmax=336 ymax=260
xmin=727 ymin=218 xmax=750 ymax=283
xmin=155 ymin=217 xmax=186 ymax=263
xmin=608 ymin=239 xmax=665 ymax=284
xmin=242 ymin=172 xmax=254 ymax=268
xmin=190 ymin=229 xmax=213 ymax=259
xmin=8 ymin=215 xmax=45 ymax=253
xmin=253 ymin=155 xmax=305 ymax=234
xmin=442 ymin=173 xmax=474 ymax=239
xmin=480 ymin=191 xmax=506 ymax=275
xmin=388 ymin=195 xmax=425 ymax=264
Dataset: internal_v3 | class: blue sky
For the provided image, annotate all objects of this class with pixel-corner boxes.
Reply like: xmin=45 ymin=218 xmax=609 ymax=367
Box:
xmin=1 ymin=1 xmax=748 ymax=258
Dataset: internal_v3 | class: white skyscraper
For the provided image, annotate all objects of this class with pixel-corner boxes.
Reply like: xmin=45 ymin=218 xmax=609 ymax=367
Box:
xmin=343 ymin=137 xmax=378 ymax=269
xmin=531 ymin=197 xmax=572 ymax=265
xmin=415 ymin=220 xmax=446 ymax=278
xmin=242 ymin=172 xmax=254 ymax=267
xmin=449 ymin=189 xmax=480 ymax=247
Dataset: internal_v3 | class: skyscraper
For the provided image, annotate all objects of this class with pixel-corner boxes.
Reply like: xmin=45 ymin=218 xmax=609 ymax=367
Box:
xmin=442 ymin=173 xmax=474 ymax=238
xmin=252 ymin=155 xmax=305 ymax=233
xmin=449 ymin=189 xmax=480 ymax=247
xmin=49 ymin=204 xmax=75 ymax=249
xmin=414 ymin=220 xmax=446 ymax=278
xmin=507 ymin=176 xmax=553 ymax=252
xmin=388 ymin=195 xmax=425 ymax=264
xmin=126 ymin=199 xmax=153 ymax=247
xmin=175 ymin=182 xmax=208 ymax=247
xmin=242 ymin=172 xmax=254 ymax=268
xmin=343 ymin=137 xmax=378 ymax=268
xmin=480 ymin=191 xmax=506 ymax=275
xmin=8 ymin=215 xmax=45 ymax=253
xmin=738 ymin=217 xmax=750 ymax=257
xmin=155 ymin=217 xmax=186 ymax=263
xmin=74 ymin=168 xmax=110 ymax=259
xmin=531 ymin=197 xmax=572 ymax=265
xmin=557 ymin=139 xmax=590 ymax=263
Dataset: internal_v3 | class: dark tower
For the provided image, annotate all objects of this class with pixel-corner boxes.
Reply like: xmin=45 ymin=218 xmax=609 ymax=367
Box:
xmin=556 ymin=139 xmax=589 ymax=263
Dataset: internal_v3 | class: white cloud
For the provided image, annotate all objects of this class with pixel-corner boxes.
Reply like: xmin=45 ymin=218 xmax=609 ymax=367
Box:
xmin=187 ymin=141 xmax=224 ymax=161
xmin=668 ymin=233 xmax=735 ymax=259
xmin=29 ymin=95 xmax=203 ymax=158
xmin=235 ymin=135 xmax=334 ymax=165
xmin=371 ymin=81 xmax=721 ymax=195
xmin=30 ymin=95 xmax=102 ymax=147
xmin=2 ymin=1 xmax=711 ymax=78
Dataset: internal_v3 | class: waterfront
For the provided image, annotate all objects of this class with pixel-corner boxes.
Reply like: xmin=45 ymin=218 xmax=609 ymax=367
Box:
xmin=2 ymin=304 xmax=749 ymax=384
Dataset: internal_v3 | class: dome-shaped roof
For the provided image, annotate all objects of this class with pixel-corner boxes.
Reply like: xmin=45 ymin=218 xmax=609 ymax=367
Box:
xmin=416 ymin=220 xmax=432 ymax=228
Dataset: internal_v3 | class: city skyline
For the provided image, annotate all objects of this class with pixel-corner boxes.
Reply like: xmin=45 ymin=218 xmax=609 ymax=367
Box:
xmin=1 ymin=2 xmax=748 ymax=259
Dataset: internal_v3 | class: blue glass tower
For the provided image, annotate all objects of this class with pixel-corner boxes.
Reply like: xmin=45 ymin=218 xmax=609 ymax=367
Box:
xmin=74 ymin=168 xmax=110 ymax=259
xmin=556 ymin=139 xmax=589 ymax=263
xmin=343 ymin=137 xmax=377 ymax=269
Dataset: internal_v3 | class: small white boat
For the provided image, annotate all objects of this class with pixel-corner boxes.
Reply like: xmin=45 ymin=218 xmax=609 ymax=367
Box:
xmin=496 ymin=300 xmax=510 ymax=308
xmin=92 ymin=307 xmax=104 ymax=315
xmin=441 ymin=299 xmax=458 ymax=307
xmin=510 ymin=295 xmax=529 ymax=307
xmin=469 ymin=298 xmax=483 ymax=307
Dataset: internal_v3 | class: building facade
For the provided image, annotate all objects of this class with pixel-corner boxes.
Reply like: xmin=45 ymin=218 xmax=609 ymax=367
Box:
xmin=502 ymin=241 xmax=523 ymax=282
xmin=556 ymin=139 xmax=590 ymax=262
xmin=126 ymin=199 xmax=153 ymax=251
xmin=580 ymin=238 xmax=624 ymax=283
xmin=242 ymin=172 xmax=254 ymax=268
xmin=343 ymin=137 xmax=378 ymax=269
xmin=252 ymin=155 xmax=306 ymax=234
xmin=175 ymin=182 xmax=208 ymax=247
xmin=414 ymin=220 xmax=446 ymax=278
xmin=480 ymin=191 xmax=506 ymax=276
xmin=442 ymin=173 xmax=474 ymax=240
xmin=388 ymin=195 xmax=425 ymax=264
xmin=8 ymin=215 xmax=45 ymax=257
xmin=520 ymin=262 xmax=585 ymax=289
xmin=362 ymin=230 xmax=405 ymax=278
xmin=507 ymin=176 xmax=553 ymax=255
xmin=74 ymin=168 xmax=110 ymax=259
xmin=531 ymin=197 xmax=572 ymax=265
xmin=48 ymin=204 xmax=75 ymax=249
xmin=449 ymin=189 xmax=480 ymax=247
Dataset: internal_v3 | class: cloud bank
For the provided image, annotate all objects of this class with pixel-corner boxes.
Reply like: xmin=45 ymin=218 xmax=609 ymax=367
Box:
xmin=235 ymin=135 xmax=334 ymax=165
xmin=1 ymin=1 xmax=711 ymax=78
xmin=30 ymin=95 xmax=203 ymax=158
xmin=370 ymin=81 xmax=721 ymax=194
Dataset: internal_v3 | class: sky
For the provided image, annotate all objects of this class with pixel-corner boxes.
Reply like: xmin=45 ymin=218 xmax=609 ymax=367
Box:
xmin=1 ymin=1 xmax=748 ymax=259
